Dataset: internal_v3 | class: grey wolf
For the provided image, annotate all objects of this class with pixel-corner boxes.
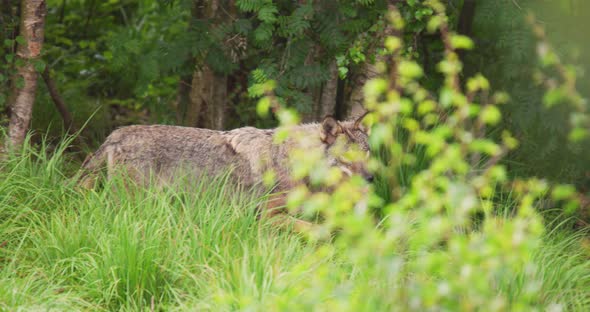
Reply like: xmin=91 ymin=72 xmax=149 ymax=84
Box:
xmin=79 ymin=115 xmax=371 ymax=230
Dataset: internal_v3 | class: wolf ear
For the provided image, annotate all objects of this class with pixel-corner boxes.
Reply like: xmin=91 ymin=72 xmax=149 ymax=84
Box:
xmin=320 ymin=116 xmax=342 ymax=145
xmin=354 ymin=111 xmax=370 ymax=133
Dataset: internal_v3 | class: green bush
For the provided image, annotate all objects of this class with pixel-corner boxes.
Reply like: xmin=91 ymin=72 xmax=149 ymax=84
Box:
xmin=252 ymin=1 xmax=589 ymax=310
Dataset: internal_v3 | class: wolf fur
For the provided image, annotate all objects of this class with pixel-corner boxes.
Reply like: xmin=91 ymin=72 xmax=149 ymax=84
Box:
xmin=78 ymin=116 xmax=371 ymax=229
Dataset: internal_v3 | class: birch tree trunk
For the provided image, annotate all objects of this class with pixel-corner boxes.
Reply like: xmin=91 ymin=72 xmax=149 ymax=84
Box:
xmin=6 ymin=0 xmax=46 ymax=150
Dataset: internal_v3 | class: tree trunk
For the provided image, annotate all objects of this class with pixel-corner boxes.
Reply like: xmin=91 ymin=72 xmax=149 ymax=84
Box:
xmin=185 ymin=0 xmax=235 ymax=130
xmin=6 ymin=0 xmax=46 ymax=151
xmin=346 ymin=62 xmax=380 ymax=118
xmin=186 ymin=66 xmax=229 ymax=130
xmin=457 ymin=0 xmax=476 ymax=37
xmin=457 ymin=0 xmax=476 ymax=64
xmin=41 ymin=67 xmax=75 ymax=132
xmin=319 ymin=61 xmax=339 ymax=118
xmin=301 ymin=45 xmax=322 ymax=123
xmin=172 ymin=79 xmax=190 ymax=125
xmin=186 ymin=65 xmax=212 ymax=128
xmin=41 ymin=66 xmax=89 ymax=155
xmin=209 ymin=73 xmax=227 ymax=129
xmin=184 ymin=0 xmax=231 ymax=130
xmin=41 ymin=66 xmax=88 ymax=149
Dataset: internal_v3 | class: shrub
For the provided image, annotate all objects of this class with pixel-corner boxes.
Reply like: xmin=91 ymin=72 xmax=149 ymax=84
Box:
xmin=253 ymin=1 xmax=588 ymax=310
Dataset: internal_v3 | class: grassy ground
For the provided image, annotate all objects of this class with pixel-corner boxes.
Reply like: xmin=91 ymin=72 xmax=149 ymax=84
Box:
xmin=0 ymin=139 xmax=589 ymax=311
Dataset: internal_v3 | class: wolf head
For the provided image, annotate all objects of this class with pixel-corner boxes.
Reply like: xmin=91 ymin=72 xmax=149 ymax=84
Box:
xmin=319 ymin=114 xmax=373 ymax=182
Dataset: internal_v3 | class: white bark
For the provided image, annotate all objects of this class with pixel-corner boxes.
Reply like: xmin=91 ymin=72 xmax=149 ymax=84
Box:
xmin=6 ymin=0 xmax=46 ymax=150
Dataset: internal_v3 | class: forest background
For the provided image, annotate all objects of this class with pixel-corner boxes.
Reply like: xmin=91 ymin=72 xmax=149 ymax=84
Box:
xmin=1 ymin=0 xmax=590 ymax=310
xmin=2 ymin=0 xmax=589 ymax=191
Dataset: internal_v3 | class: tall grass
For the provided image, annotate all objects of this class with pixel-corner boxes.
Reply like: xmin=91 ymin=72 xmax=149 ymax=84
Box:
xmin=0 ymin=137 xmax=314 ymax=311
xmin=0 ymin=137 xmax=589 ymax=311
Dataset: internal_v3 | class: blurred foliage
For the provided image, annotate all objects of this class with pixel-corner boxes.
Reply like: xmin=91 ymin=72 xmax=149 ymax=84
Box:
xmin=466 ymin=0 xmax=590 ymax=187
xmin=254 ymin=1 xmax=587 ymax=309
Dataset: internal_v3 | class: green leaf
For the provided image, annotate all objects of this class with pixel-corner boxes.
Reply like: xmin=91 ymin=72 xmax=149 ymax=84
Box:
xmin=254 ymin=23 xmax=274 ymax=43
xmin=538 ymin=45 xmax=559 ymax=67
xmin=418 ymin=100 xmax=436 ymax=115
xmin=564 ymin=200 xmax=580 ymax=215
xmin=338 ymin=66 xmax=348 ymax=79
xmin=470 ymin=139 xmax=501 ymax=156
xmin=363 ymin=78 xmax=388 ymax=100
xmin=16 ymin=76 xmax=25 ymax=89
xmin=34 ymin=60 xmax=46 ymax=73
xmin=493 ymin=92 xmax=510 ymax=105
xmin=236 ymin=0 xmax=265 ymax=12
xmin=57 ymin=37 xmax=73 ymax=47
xmin=15 ymin=35 xmax=26 ymax=45
xmin=384 ymin=36 xmax=402 ymax=53
xmin=570 ymin=112 xmax=588 ymax=128
xmin=258 ymin=5 xmax=278 ymax=23
xmin=274 ymin=128 xmax=289 ymax=143
xmin=103 ymin=51 xmax=113 ymax=60
xmin=256 ymin=96 xmax=271 ymax=117
xmin=543 ymin=88 xmax=564 ymax=107
xmin=502 ymin=131 xmax=519 ymax=149
xmin=403 ymin=118 xmax=419 ymax=132
xmin=480 ymin=106 xmax=501 ymax=125
xmin=251 ymin=68 xmax=268 ymax=83
xmin=248 ymin=84 xmax=265 ymax=97
xmin=427 ymin=16 xmax=443 ymax=33
xmin=262 ymin=169 xmax=276 ymax=188
xmin=568 ymin=127 xmax=588 ymax=142
xmin=277 ymin=108 xmax=300 ymax=126
xmin=451 ymin=35 xmax=474 ymax=50
xmin=552 ymin=185 xmax=576 ymax=201
xmin=369 ymin=123 xmax=393 ymax=147
xmin=398 ymin=60 xmax=423 ymax=79
xmin=439 ymin=88 xmax=453 ymax=107
xmin=126 ymin=39 xmax=141 ymax=54
xmin=467 ymin=74 xmax=489 ymax=92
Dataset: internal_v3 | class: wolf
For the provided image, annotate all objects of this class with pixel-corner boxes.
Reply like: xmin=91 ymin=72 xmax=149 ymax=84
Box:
xmin=78 ymin=115 xmax=372 ymax=231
